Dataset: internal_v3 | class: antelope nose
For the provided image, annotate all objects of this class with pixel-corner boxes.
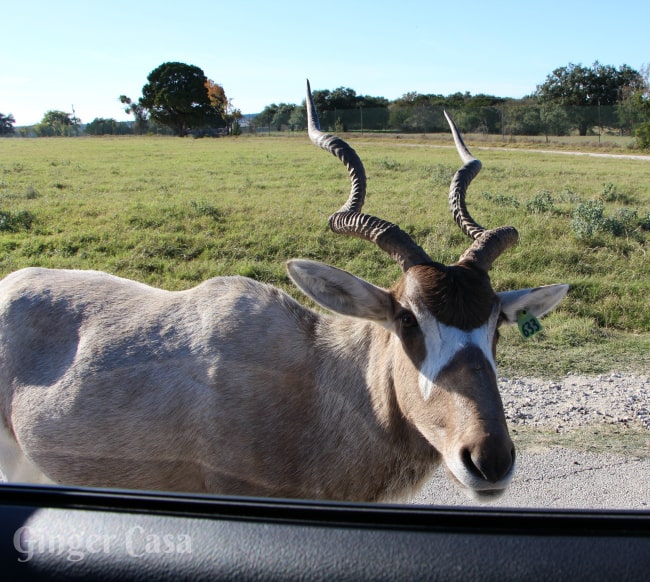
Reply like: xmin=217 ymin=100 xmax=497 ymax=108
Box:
xmin=461 ymin=437 xmax=515 ymax=484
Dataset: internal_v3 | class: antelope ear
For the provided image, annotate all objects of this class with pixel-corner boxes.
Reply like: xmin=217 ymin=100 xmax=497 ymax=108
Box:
xmin=498 ymin=284 xmax=569 ymax=324
xmin=286 ymin=259 xmax=392 ymax=322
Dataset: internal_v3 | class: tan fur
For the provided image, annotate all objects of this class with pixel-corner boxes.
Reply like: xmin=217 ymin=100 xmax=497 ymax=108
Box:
xmin=0 ymin=256 xmax=567 ymax=501
xmin=0 ymin=268 xmax=438 ymax=501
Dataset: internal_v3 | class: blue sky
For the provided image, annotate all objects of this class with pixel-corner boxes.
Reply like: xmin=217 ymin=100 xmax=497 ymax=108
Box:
xmin=2 ymin=0 xmax=648 ymax=126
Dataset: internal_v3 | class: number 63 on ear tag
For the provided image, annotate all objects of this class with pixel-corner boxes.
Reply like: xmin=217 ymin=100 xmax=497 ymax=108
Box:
xmin=517 ymin=310 xmax=543 ymax=339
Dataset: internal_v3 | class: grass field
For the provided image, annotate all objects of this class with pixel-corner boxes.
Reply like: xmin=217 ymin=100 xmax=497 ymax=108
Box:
xmin=0 ymin=133 xmax=648 ymax=378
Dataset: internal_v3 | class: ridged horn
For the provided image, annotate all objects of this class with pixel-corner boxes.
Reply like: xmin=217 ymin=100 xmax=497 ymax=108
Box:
xmin=444 ymin=110 xmax=519 ymax=271
xmin=306 ymin=80 xmax=432 ymax=272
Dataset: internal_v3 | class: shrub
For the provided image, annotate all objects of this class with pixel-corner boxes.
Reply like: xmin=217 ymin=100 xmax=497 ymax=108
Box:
xmin=557 ymin=188 xmax=582 ymax=203
xmin=641 ymin=212 xmax=650 ymax=231
xmin=612 ymin=208 xmax=639 ymax=237
xmin=190 ymin=199 xmax=222 ymax=221
xmin=600 ymin=183 xmax=618 ymax=202
xmin=25 ymin=185 xmax=40 ymax=199
xmin=571 ymin=201 xmax=646 ymax=241
xmin=570 ymin=200 xmax=605 ymax=240
xmin=635 ymin=122 xmax=650 ymax=150
xmin=599 ymin=182 xmax=633 ymax=204
xmin=526 ymin=190 xmax=555 ymax=214
xmin=0 ymin=209 xmax=34 ymax=232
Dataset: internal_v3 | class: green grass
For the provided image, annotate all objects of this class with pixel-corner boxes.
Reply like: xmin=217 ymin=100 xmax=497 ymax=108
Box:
xmin=0 ymin=133 xmax=648 ymax=378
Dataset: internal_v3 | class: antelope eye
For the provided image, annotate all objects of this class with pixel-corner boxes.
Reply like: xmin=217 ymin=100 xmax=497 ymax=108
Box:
xmin=399 ymin=311 xmax=417 ymax=328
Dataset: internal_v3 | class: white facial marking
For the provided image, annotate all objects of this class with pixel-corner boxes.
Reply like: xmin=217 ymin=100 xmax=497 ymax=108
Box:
xmin=414 ymin=304 xmax=499 ymax=401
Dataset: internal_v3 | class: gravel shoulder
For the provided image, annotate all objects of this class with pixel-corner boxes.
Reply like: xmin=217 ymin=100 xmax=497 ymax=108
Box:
xmin=500 ymin=371 xmax=650 ymax=432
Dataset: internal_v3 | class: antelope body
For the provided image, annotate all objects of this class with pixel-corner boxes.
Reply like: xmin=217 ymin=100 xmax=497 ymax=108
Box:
xmin=0 ymin=82 xmax=567 ymax=501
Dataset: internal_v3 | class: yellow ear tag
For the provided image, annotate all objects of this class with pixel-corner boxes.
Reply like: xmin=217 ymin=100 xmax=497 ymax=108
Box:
xmin=517 ymin=310 xmax=543 ymax=339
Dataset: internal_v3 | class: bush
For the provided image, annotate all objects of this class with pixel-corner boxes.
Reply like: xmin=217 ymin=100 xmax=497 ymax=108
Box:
xmin=190 ymin=200 xmax=222 ymax=221
xmin=571 ymin=200 xmax=604 ymax=240
xmin=641 ymin=212 xmax=650 ymax=231
xmin=0 ymin=209 xmax=34 ymax=232
xmin=526 ymin=190 xmax=555 ymax=213
xmin=599 ymin=182 xmax=633 ymax=204
xmin=600 ymin=183 xmax=619 ymax=202
xmin=612 ymin=208 xmax=638 ymax=237
xmin=571 ymin=201 xmax=646 ymax=241
xmin=635 ymin=122 xmax=650 ymax=150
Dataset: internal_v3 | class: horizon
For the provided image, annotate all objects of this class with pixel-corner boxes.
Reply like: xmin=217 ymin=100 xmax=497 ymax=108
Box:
xmin=2 ymin=0 xmax=648 ymax=126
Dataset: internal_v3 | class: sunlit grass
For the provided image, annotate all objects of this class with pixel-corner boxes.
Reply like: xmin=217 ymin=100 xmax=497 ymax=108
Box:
xmin=0 ymin=133 xmax=648 ymax=377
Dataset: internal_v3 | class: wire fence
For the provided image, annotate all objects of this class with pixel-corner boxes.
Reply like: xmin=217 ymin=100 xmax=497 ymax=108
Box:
xmin=250 ymin=104 xmax=649 ymax=140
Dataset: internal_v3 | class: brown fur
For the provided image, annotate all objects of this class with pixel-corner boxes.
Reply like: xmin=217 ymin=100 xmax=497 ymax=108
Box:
xmin=393 ymin=262 xmax=496 ymax=330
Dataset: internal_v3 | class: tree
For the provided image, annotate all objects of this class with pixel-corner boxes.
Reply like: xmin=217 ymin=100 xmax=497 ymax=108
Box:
xmin=617 ymin=63 xmax=650 ymax=144
xmin=119 ymin=95 xmax=149 ymax=135
xmin=252 ymin=104 xmax=278 ymax=131
xmin=326 ymin=87 xmax=358 ymax=110
xmin=534 ymin=62 xmax=643 ymax=135
xmin=388 ymin=91 xmax=504 ymax=133
xmin=0 ymin=113 xmax=15 ymax=135
xmin=307 ymin=86 xmax=389 ymax=131
xmin=272 ymin=103 xmax=296 ymax=130
xmin=502 ymin=101 xmax=538 ymax=136
xmin=205 ymin=79 xmax=228 ymax=118
xmin=288 ymin=106 xmax=307 ymax=131
xmin=85 ymin=118 xmax=132 ymax=136
xmin=140 ymin=62 xmax=222 ymax=136
xmin=251 ymin=103 xmax=297 ymax=131
xmin=35 ymin=110 xmax=76 ymax=137
xmin=205 ymin=78 xmax=239 ymax=134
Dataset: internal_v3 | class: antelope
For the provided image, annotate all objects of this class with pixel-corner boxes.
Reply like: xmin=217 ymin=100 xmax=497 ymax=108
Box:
xmin=0 ymin=81 xmax=568 ymax=502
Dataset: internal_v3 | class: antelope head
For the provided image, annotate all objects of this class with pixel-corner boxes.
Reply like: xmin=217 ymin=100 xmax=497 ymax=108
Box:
xmin=288 ymin=81 xmax=568 ymax=499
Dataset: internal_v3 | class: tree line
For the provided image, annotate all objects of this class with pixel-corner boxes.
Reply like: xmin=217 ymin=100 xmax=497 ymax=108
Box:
xmin=253 ymin=62 xmax=650 ymax=148
xmin=2 ymin=61 xmax=649 ymax=148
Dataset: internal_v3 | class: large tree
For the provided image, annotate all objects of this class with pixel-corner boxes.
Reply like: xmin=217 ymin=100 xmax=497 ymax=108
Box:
xmin=140 ymin=62 xmax=221 ymax=136
xmin=534 ymin=62 xmax=643 ymax=135
xmin=35 ymin=110 xmax=77 ymax=137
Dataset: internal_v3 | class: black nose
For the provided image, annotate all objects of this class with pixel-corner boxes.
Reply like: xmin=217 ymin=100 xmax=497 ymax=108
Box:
xmin=461 ymin=439 xmax=515 ymax=484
